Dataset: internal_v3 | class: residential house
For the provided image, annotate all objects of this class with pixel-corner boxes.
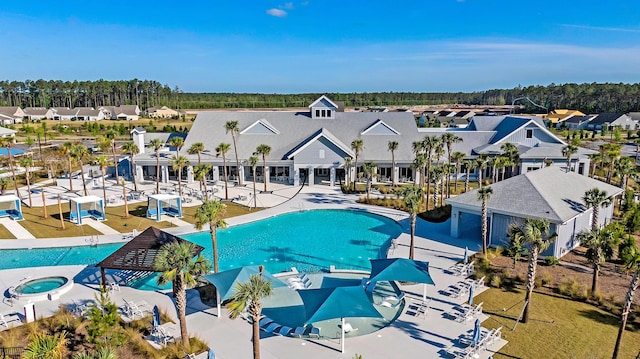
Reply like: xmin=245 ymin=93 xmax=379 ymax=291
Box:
xmin=75 ymin=107 xmax=106 ymax=121
xmin=586 ymin=113 xmax=637 ymax=131
xmin=112 ymin=105 xmax=140 ymax=121
xmin=146 ymin=105 xmax=179 ymax=118
xmin=0 ymin=107 xmax=25 ymax=125
xmin=563 ymin=115 xmax=596 ymax=130
xmin=23 ymin=107 xmax=54 ymax=121
xmin=445 ymin=166 xmax=623 ymax=258
xmin=0 ymin=127 xmax=17 ymax=138
xmin=545 ymin=109 xmax=584 ymax=126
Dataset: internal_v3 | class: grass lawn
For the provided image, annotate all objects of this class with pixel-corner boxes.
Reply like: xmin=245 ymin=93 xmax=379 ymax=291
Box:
xmin=181 ymin=202 xmax=258 ymax=223
xmin=476 ymin=288 xmax=640 ymax=359
xmin=103 ymin=203 xmax=174 ymax=232
xmin=20 ymin=204 xmax=101 ymax=238
xmin=0 ymin=224 xmax=16 ymax=239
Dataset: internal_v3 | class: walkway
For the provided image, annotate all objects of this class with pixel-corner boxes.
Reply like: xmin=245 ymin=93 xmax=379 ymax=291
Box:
xmin=0 ymin=218 xmax=35 ymax=239
xmin=84 ymin=218 xmax=120 ymax=235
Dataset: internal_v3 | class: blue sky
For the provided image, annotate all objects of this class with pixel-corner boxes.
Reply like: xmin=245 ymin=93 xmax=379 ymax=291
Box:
xmin=1 ymin=0 xmax=640 ymax=93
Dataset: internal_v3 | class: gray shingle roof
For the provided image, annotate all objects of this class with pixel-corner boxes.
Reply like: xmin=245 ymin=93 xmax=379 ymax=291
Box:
xmin=445 ymin=166 xmax=622 ymax=223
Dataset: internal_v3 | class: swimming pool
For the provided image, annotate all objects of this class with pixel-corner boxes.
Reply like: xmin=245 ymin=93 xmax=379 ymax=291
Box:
xmin=0 ymin=210 xmax=403 ymax=288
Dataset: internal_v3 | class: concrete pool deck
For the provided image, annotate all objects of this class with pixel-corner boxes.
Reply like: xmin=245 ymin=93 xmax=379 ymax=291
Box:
xmin=0 ymin=186 xmax=506 ymax=358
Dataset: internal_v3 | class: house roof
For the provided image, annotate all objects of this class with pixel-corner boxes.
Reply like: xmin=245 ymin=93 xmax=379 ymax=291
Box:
xmin=70 ymin=195 xmax=103 ymax=204
xmin=564 ymin=115 xmax=595 ymax=124
xmin=588 ymin=113 xmax=623 ymax=126
xmin=23 ymin=107 xmax=50 ymax=116
xmin=0 ymin=127 xmax=17 ymax=136
xmin=445 ymin=167 xmax=623 ymax=223
xmin=285 ymin=128 xmax=354 ymax=159
xmin=96 ymin=227 xmax=203 ymax=272
xmin=0 ymin=107 xmax=21 ymax=117
xmin=113 ymin=105 xmax=139 ymax=116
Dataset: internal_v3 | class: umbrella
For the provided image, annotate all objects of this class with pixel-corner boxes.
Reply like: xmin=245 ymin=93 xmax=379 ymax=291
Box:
xmin=472 ymin=318 xmax=481 ymax=345
xmin=299 ymin=286 xmax=382 ymax=353
xmin=207 ymin=348 xmax=216 ymax=359
xmin=203 ymin=266 xmax=287 ymax=317
xmin=463 ymin=246 xmax=469 ymax=264
xmin=468 ymin=285 xmax=475 ymax=305
xmin=152 ymin=305 xmax=161 ymax=328
xmin=369 ymin=258 xmax=436 ymax=301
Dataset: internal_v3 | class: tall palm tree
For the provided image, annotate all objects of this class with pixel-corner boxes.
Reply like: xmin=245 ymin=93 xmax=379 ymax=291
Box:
xmin=411 ymin=140 xmax=424 ymax=187
xmin=362 ymin=161 xmax=377 ymax=200
xmin=441 ymin=132 xmax=462 ymax=196
xmin=583 ymin=188 xmax=612 ymax=231
xmin=170 ymin=136 xmax=184 ymax=154
xmin=589 ymin=152 xmax=602 ymax=178
xmin=422 ymin=136 xmax=440 ymax=198
xmin=488 ymin=156 xmax=498 ymax=184
xmin=413 ymin=154 xmax=428 ymax=204
xmin=388 ymin=141 xmax=399 ymax=186
xmin=71 ymin=144 xmax=89 ymax=196
xmin=476 ymin=154 xmax=489 ymax=188
xmin=351 ymin=139 xmax=364 ymax=191
xmin=248 ymin=156 xmax=259 ymax=209
xmin=604 ymin=143 xmax=622 ymax=183
xmin=343 ymin=157 xmax=352 ymax=188
xmin=216 ymin=143 xmax=231 ymax=200
xmin=477 ymin=186 xmax=493 ymax=256
xmin=18 ymin=156 xmax=34 ymax=207
xmin=188 ymin=142 xmax=205 ymax=165
xmin=122 ymin=141 xmax=140 ymax=192
xmin=94 ymin=156 xmax=109 ymax=206
xmin=154 ymin=241 xmax=211 ymax=347
xmin=451 ymin=151 xmax=465 ymax=194
xmin=0 ymin=138 xmax=20 ymax=199
xmin=148 ymin=138 xmax=164 ymax=194
xmin=194 ymin=199 xmax=227 ymax=272
xmin=255 ymin=144 xmax=271 ymax=192
xmin=500 ymin=142 xmax=520 ymax=178
xmin=576 ymin=228 xmax=616 ymax=295
xmin=615 ymin=156 xmax=636 ymax=190
xmin=108 ymin=135 xmax=129 ymax=218
xmin=194 ymin=164 xmax=212 ymax=198
xmin=227 ymin=265 xmax=274 ymax=359
xmin=507 ymin=218 xmax=555 ymax=323
xmin=401 ymin=185 xmax=422 ymax=259
xmin=463 ymin=159 xmax=476 ymax=193
xmin=23 ymin=331 xmax=68 ymax=359
xmin=612 ymin=245 xmax=640 ymax=359
xmin=225 ymin=121 xmax=242 ymax=185
xmin=562 ymin=144 xmax=578 ymax=173
xmin=61 ymin=141 xmax=74 ymax=192
xmin=170 ymin=155 xmax=189 ymax=199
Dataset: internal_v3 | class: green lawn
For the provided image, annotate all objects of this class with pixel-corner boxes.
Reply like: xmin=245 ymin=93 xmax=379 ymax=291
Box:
xmin=20 ymin=204 xmax=101 ymax=238
xmin=0 ymin=224 xmax=16 ymax=239
xmin=476 ymin=288 xmax=640 ymax=359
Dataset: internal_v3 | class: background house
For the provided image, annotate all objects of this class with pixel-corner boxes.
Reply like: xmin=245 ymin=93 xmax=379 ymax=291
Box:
xmin=146 ymin=105 xmax=179 ymax=118
xmin=0 ymin=107 xmax=25 ymax=125
xmin=586 ymin=113 xmax=637 ymax=131
xmin=23 ymin=107 xmax=54 ymax=121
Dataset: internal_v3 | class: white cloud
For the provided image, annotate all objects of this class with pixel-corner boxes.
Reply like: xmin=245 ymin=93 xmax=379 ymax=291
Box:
xmin=561 ymin=24 xmax=640 ymax=33
xmin=266 ymin=8 xmax=287 ymax=17
xmin=284 ymin=2 xmax=294 ymax=9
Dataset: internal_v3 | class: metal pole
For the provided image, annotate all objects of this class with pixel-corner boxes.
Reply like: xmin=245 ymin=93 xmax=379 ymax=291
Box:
xmin=341 ymin=317 xmax=345 ymax=353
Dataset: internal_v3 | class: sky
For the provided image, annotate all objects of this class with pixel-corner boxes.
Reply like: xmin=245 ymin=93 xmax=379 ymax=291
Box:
xmin=1 ymin=0 xmax=640 ymax=93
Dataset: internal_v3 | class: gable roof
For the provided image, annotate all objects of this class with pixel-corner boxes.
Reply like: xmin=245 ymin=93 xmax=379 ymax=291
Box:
xmin=308 ymin=95 xmax=339 ymax=109
xmin=96 ymin=227 xmax=204 ymax=272
xmin=564 ymin=115 xmax=595 ymax=124
xmin=589 ymin=113 xmax=624 ymax=125
xmin=285 ymin=128 xmax=354 ymax=159
xmin=0 ymin=107 xmax=21 ymax=117
xmin=240 ymin=119 xmax=280 ymax=135
xmin=361 ymin=119 xmax=400 ymax=135
xmin=446 ymin=167 xmax=622 ymax=223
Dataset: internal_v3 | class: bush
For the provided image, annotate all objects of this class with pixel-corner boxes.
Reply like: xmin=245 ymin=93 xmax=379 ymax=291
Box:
xmin=558 ymin=278 xmax=587 ymax=300
xmin=541 ymin=272 xmax=553 ymax=286
xmin=545 ymin=256 xmax=560 ymax=266
xmin=489 ymin=274 xmax=502 ymax=288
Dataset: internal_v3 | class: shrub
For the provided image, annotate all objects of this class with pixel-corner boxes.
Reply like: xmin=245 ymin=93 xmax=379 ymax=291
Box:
xmin=534 ymin=276 xmax=543 ymax=288
xmin=541 ymin=272 xmax=553 ymax=286
xmin=558 ymin=279 xmax=587 ymax=301
xmin=489 ymin=274 xmax=502 ymax=288
xmin=545 ymin=256 xmax=560 ymax=266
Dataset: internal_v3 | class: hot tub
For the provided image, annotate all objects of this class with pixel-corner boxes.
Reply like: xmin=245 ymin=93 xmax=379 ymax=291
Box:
xmin=14 ymin=276 xmax=73 ymax=302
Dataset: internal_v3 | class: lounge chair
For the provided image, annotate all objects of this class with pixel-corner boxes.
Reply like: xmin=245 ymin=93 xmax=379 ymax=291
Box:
xmin=155 ymin=326 xmax=174 ymax=345
xmin=0 ymin=313 xmax=21 ymax=328
xmin=291 ymin=326 xmax=307 ymax=338
xmin=259 ymin=317 xmax=274 ymax=328
xmin=122 ymin=299 xmax=144 ymax=319
xmin=71 ymin=299 xmax=88 ymax=317
xmin=275 ymin=326 xmax=293 ymax=336
xmin=309 ymin=327 xmax=320 ymax=339
xmin=342 ymin=323 xmax=358 ymax=334
xmin=263 ymin=323 xmax=282 ymax=333
xmin=380 ymin=292 xmax=405 ymax=307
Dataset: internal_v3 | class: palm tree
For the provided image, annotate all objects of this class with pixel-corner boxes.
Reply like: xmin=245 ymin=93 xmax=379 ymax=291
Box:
xmin=475 ymin=154 xmax=489 ymax=188
xmin=615 ymin=156 xmax=636 ymax=190
xmin=583 ymin=188 xmax=612 ymax=231
xmin=612 ymin=245 xmax=640 ymax=359
xmin=23 ymin=331 xmax=68 ymax=359
xmin=604 ymin=143 xmax=622 ymax=183
xmin=18 ymin=156 xmax=34 ymax=207
xmin=227 ymin=265 xmax=274 ymax=359
xmin=401 ymin=185 xmax=422 ymax=259
xmin=148 ymin=138 xmax=164 ymax=194
xmin=451 ymin=151 xmax=465 ymax=194
xmin=170 ymin=155 xmax=189 ymax=199
xmin=441 ymin=132 xmax=462 ymax=196
xmin=122 ymin=141 xmax=140 ymax=192
xmin=194 ymin=164 xmax=212 ymax=198
xmin=0 ymin=137 xmax=19 ymax=199
xmin=188 ymin=142 xmax=205 ymax=165
xmin=463 ymin=159 xmax=476 ymax=193
xmin=361 ymin=161 xmax=377 ymax=200
xmin=248 ymin=156 xmax=259 ymax=209
xmin=422 ymin=136 xmax=440 ymax=199
xmin=562 ymin=144 xmax=578 ymax=173
xmin=343 ymin=157 xmax=352 ymax=188
xmin=351 ymin=139 xmax=364 ymax=191
xmin=477 ymin=186 xmax=493 ymax=256
xmin=170 ymin=136 xmax=184 ymax=154
xmin=507 ymin=218 xmax=555 ymax=323
xmin=94 ymin=156 xmax=109 ymax=206
xmin=500 ymin=142 xmax=520 ymax=178
xmin=107 ymin=132 xmax=129 ymax=217
xmin=194 ymin=199 xmax=227 ymax=272
xmin=61 ymin=141 xmax=74 ymax=192
xmin=225 ymin=121 xmax=242 ymax=185
xmin=589 ymin=152 xmax=602 ymax=178
xmin=216 ymin=143 xmax=231 ymax=200
xmin=429 ymin=165 xmax=443 ymax=208
xmin=154 ymin=241 xmax=211 ymax=347
xmin=71 ymin=144 xmax=89 ymax=196
xmin=413 ymin=154 xmax=428 ymax=205
xmin=388 ymin=141 xmax=399 ymax=186
xmin=488 ymin=156 xmax=498 ymax=184
xmin=255 ymin=144 xmax=271 ymax=192
xmin=576 ymin=229 xmax=616 ymax=295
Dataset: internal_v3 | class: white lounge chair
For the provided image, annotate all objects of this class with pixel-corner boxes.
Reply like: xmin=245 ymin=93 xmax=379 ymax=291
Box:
xmin=342 ymin=323 xmax=358 ymax=334
xmin=380 ymin=292 xmax=405 ymax=307
xmin=122 ymin=299 xmax=144 ymax=319
xmin=0 ymin=313 xmax=21 ymax=328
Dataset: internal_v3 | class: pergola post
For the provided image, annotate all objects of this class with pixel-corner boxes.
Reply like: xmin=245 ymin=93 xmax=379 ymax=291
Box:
xmin=100 ymin=267 xmax=107 ymax=289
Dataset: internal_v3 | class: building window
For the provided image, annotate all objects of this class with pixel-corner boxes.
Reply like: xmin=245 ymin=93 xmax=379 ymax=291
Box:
xmin=316 ymin=110 xmax=320 ymax=117
xmin=578 ymin=163 xmax=585 ymax=175
xmin=526 ymin=129 xmax=533 ymax=138
xmin=319 ymin=149 xmax=325 ymax=159
xmin=327 ymin=110 xmax=331 ymax=117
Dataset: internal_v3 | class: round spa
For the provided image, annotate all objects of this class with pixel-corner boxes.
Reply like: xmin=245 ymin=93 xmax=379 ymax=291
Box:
xmin=14 ymin=276 xmax=74 ymax=302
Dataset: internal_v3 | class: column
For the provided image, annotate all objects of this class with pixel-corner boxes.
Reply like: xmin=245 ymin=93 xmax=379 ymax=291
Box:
xmin=293 ymin=166 xmax=300 ymax=186
xmin=186 ymin=166 xmax=194 ymax=184
xmin=265 ymin=166 xmax=270 ymax=189
xmin=451 ymin=209 xmax=461 ymax=238
xmin=161 ymin=165 xmax=169 ymax=183
xmin=330 ymin=167 xmax=336 ymax=187
xmin=307 ymin=166 xmax=314 ymax=187
xmin=212 ymin=166 xmax=220 ymax=183
xmin=135 ymin=165 xmax=143 ymax=182
xmin=238 ymin=165 xmax=245 ymax=185
xmin=393 ymin=165 xmax=399 ymax=184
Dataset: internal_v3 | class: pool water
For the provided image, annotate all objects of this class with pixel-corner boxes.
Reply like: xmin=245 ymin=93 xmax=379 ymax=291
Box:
xmin=16 ymin=276 xmax=68 ymax=294
xmin=0 ymin=210 xmax=403 ymax=290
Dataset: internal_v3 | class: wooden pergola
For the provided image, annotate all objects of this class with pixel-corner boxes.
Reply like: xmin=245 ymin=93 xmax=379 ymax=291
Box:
xmin=96 ymin=227 xmax=204 ymax=287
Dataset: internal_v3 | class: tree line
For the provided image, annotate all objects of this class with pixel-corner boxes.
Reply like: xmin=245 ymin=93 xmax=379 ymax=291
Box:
xmin=3 ymin=79 xmax=640 ymax=113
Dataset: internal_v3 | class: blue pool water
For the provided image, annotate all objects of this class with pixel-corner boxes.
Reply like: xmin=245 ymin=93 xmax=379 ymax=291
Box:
xmin=0 ymin=210 xmax=403 ymax=290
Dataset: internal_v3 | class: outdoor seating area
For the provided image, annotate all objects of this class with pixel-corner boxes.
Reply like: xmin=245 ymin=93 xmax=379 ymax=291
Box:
xmin=146 ymin=194 xmax=182 ymax=221
xmin=445 ymin=325 xmax=503 ymax=359
xmin=69 ymin=195 xmax=106 ymax=224
xmin=286 ymin=273 xmax=313 ymax=290
xmin=445 ymin=302 xmax=484 ymax=323
xmin=0 ymin=195 xmax=23 ymax=220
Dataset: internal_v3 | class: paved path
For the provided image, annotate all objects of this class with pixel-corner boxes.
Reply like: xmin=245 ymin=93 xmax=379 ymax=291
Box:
xmin=0 ymin=218 xmax=35 ymax=239
xmin=160 ymin=215 xmax=193 ymax=229
xmin=84 ymin=218 xmax=120 ymax=235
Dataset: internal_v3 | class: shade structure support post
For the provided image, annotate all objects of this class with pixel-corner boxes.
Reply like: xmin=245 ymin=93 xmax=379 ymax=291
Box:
xmin=423 ymin=284 xmax=427 ymax=302
xmin=100 ymin=267 xmax=106 ymax=289
xmin=156 ymin=199 xmax=160 ymax=222
xmin=341 ymin=317 xmax=345 ymax=353
xmin=217 ymin=287 xmax=221 ymax=317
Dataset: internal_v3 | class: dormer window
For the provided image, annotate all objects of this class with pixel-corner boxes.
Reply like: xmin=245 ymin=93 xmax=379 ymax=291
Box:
xmin=309 ymin=95 xmax=338 ymax=119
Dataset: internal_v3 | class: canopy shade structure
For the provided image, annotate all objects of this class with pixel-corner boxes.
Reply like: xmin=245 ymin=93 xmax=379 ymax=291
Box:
xmin=69 ymin=195 xmax=105 ymax=224
xmin=147 ymin=194 xmax=182 ymax=222
xmin=203 ymin=266 xmax=287 ymax=317
xmin=299 ymin=286 xmax=382 ymax=353
xmin=96 ymin=226 xmax=203 ymax=287
xmin=368 ymin=258 xmax=435 ymax=301
xmin=0 ymin=195 xmax=23 ymax=220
